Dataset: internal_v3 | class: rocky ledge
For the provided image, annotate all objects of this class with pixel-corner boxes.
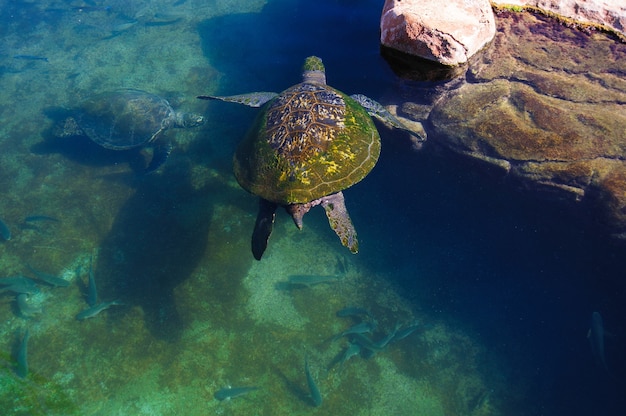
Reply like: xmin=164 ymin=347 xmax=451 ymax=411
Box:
xmin=421 ymin=11 xmax=626 ymax=236
xmin=381 ymin=0 xmax=626 ymax=66
xmin=382 ymin=2 xmax=626 ymax=237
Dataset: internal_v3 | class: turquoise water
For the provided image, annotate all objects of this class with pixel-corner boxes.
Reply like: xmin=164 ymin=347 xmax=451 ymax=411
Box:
xmin=1 ymin=1 xmax=626 ymax=415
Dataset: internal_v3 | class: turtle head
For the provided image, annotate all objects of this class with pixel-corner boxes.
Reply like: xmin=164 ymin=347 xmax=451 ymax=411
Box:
xmin=174 ymin=112 xmax=206 ymax=128
xmin=302 ymin=56 xmax=326 ymax=85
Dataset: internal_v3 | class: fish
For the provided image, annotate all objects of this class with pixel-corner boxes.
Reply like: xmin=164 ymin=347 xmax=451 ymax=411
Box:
xmin=0 ymin=218 xmax=11 ymax=240
xmin=24 ymin=215 xmax=60 ymax=223
xmin=331 ymin=321 xmax=376 ymax=341
xmin=13 ymin=55 xmax=49 ymax=62
xmin=375 ymin=324 xmax=401 ymax=349
xmin=87 ymin=255 xmax=98 ymax=306
xmin=338 ymin=342 xmax=361 ymax=366
xmin=198 ymin=92 xmax=279 ymax=108
xmin=0 ymin=277 xmax=40 ymax=295
xmin=16 ymin=329 xmax=30 ymax=378
xmin=350 ymin=333 xmax=384 ymax=353
xmin=17 ymin=294 xmax=42 ymax=317
xmin=214 ymin=386 xmax=259 ymax=401
xmin=392 ymin=321 xmax=420 ymax=342
xmin=468 ymin=389 xmax=492 ymax=413
xmin=352 ymin=324 xmax=401 ymax=357
xmin=304 ymin=355 xmax=322 ymax=407
xmin=110 ymin=20 xmax=138 ymax=34
xmin=287 ymin=274 xmax=340 ymax=288
xmin=145 ymin=13 xmax=183 ymax=27
xmin=75 ymin=300 xmax=121 ymax=320
xmin=26 ymin=264 xmax=70 ymax=287
xmin=0 ymin=275 xmax=38 ymax=286
xmin=588 ymin=311 xmax=609 ymax=372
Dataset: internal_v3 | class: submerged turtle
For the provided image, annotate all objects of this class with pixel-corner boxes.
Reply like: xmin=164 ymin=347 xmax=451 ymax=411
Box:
xmin=59 ymin=88 xmax=205 ymax=172
xmin=199 ymin=56 xmax=422 ymax=260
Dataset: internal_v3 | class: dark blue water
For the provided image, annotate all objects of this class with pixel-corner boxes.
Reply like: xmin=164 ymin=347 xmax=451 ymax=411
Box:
xmin=199 ymin=0 xmax=396 ymax=97
xmin=200 ymin=1 xmax=626 ymax=414
xmin=360 ymin=141 xmax=626 ymax=415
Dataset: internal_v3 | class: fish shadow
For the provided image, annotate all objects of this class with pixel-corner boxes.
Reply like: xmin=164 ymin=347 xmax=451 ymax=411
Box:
xmin=271 ymin=365 xmax=313 ymax=407
xmin=94 ymin=160 xmax=213 ymax=340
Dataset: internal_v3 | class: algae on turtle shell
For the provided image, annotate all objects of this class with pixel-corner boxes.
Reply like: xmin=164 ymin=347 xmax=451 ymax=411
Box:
xmin=199 ymin=56 xmax=420 ymax=259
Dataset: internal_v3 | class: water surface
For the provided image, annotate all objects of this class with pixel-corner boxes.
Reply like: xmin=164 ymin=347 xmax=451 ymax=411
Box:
xmin=1 ymin=1 xmax=625 ymax=415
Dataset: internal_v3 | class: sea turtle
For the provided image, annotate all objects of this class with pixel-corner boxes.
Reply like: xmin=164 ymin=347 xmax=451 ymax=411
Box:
xmin=199 ymin=56 xmax=422 ymax=260
xmin=59 ymin=88 xmax=205 ymax=172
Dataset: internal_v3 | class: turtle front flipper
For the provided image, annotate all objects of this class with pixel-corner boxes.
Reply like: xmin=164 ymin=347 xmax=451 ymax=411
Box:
xmin=145 ymin=141 xmax=173 ymax=174
xmin=197 ymin=92 xmax=279 ymax=108
xmin=350 ymin=94 xmax=425 ymax=142
xmin=320 ymin=192 xmax=358 ymax=254
xmin=252 ymin=198 xmax=278 ymax=260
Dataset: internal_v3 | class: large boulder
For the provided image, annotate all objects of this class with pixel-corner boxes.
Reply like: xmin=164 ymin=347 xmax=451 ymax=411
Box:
xmin=380 ymin=0 xmax=496 ymax=66
xmin=425 ymin=11 xmax=626 ymax=235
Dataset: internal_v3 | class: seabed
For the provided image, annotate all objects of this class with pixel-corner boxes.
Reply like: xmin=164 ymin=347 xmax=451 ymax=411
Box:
xmin=0 ymin=1 xmax=574 ymax=415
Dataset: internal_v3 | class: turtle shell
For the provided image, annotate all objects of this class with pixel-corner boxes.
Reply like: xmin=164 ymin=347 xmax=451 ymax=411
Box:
xmin=75 ymin=89 xmax=174 ymax=150
xmin=234 ymin=82 xmax=381 ymax=204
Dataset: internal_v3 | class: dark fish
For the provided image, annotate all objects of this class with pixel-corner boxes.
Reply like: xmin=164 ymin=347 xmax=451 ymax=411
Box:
xmin=304 ymin=355 xmax=322 ymax=407
xmin=588 ymin=311 xmax=609 ymax=372
xmin=0 ymin=218 xmax=11 ymax=240
xmin=468 ymin=389 xmax=492 ymax=413
xmin=214 ymin=386 xmax=259 ymax=401
xmin=16 ymin=329 xmax=30 ymax=378
xmin=376 ymin=324 xmax=401 ymax=348
xmin=13 ymin=55 xmax=49 ymax=62
xmin=24 ymin=215 xmax=60 ymax=223
xmin=26 ymin=264 xmax=70 ymax=287
xmin=351 ymin=333 xmax=384 ymax=353
xmin=0 ymin=277 xmax=40 ymax=295
xmin=0 ymin=276 xmax=37 ymax=286
xmin=87 ymin=255 xmax=98 ymax=306
xmin=338 ymin=342 xmax=361 ymax=366
xmin=17 ymin=294 xmax=42 ymax=317
xmin=392 ymin=321 xmax=420 ymax=342
xmin=331 ymin=321 xmax=376 ymax=341
xmin=75 ymin=300 xmax=121 ymax=320
xmin=352 ymin=324 xmax=401 ymax=356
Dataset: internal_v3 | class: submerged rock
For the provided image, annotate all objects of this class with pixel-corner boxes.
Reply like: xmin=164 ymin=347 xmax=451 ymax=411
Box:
xmin=426 ymin=11 xmax=626 ymax=235
xmin=380 ymin=0 xmax=496 ymax=66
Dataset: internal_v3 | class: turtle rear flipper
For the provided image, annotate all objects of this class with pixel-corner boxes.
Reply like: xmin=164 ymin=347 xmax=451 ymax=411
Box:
xmin=145 ymin=141 xmax=173 ymax=174
xmin=350 ymin=94 xmax=425 ymax=142
xmin=251 ymin=198 xmax=278 ymax=260
xmin=320 ymin=192 xmax=358 ymax=254
xmin=197 ymin=92 xmax=279 ymax=108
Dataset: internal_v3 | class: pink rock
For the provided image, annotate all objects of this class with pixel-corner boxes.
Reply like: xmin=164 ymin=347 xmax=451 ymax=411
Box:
xmin=493 ymin=0 xmax=626 ymax=37
xmin=380 ymin=0 xmax=496 ymax=66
